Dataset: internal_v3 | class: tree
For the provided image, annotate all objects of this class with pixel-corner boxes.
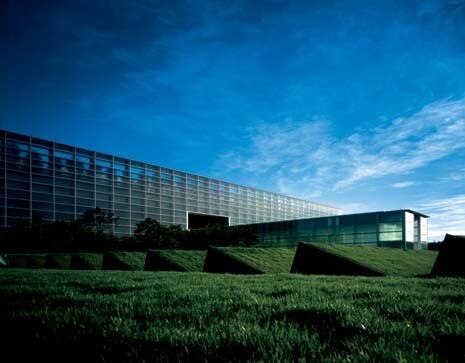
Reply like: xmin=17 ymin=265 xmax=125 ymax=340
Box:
xmin=134 ymin=218 xmax=183 ymax=249
xmin=135 ymin=218 xmax=164 ymax=245
xmin=78 ymin=207 xmax=119 ymax=237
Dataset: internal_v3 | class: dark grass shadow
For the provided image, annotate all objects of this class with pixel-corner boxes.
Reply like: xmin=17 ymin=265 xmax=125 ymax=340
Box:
xmin=291 ymin=243 xmax=385 ymax=276
xmin=203 ymin=247 xmax=263 ymax=274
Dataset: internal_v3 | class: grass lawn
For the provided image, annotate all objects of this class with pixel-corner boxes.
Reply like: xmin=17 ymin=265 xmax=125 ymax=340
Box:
xmin=1 ymin=269 xmax=464 ymax=362
xmin=5 ymin=253 xmax=47 ymax=268
xmin=102 ymin=251 xmax=147 ymax=270
xmin=155 ymin=250 xmax=207 ymax=271
xmin=307 ymin=243 xmax=438 ymax=276
xmin=219 ymin=247 xmax=296 ymax=273
xmin=45 ymin=254 xmax=72 ymax=269
xmin=70 ymin=253 xmax=103 ymax=270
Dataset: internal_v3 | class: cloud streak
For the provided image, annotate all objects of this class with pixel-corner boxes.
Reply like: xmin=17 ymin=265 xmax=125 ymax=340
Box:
xmin=218 ymin=97 xmax=465 ymax=198
xmin=417 ymin=194 xmax=465 ymax=241
xmin=392 ymin=181 xmax=416 ymax=188
xmin=335 ymin=97 xmax=465 ymax=189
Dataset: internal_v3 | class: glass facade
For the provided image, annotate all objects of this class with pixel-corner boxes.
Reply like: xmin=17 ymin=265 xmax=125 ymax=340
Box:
xmin=0 ymin=130 xmax=341 ymax=235
xmin=232 ymin=210 xmax=429 ymax=249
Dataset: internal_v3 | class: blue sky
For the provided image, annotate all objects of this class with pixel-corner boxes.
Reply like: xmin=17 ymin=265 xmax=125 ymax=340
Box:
xmin=2 ymin=0 xmax=465 ymax=240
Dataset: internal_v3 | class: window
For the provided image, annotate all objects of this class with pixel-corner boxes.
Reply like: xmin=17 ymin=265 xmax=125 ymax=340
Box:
xmin=96 ymin=192 xmax=112 ymax=201
xmin=77 ymin=175 xmax=94 ymax=183
xmin=55 ymin=204 xmax=75 ymax=213
xmin=32 ymin=192 xmax=53 ymax=203
xmin=7 ymin=198 xmax=30 ymax=209
xmin=114 ymin=210 xmax=129 ymax=218
xmin=131 ymin=211 xmax=145 ymax=220
xmin=31 ymin=145 xmax=51 ymax=156
xmin=96 ymin=178 xmax=112 ymax=186
xmin=32 ymin=201 xmax=53 ymax=211
xmin=76 ymin=155 xmax=91 ymax=164
xmin=7 ymin=189 xmax=29 ymax=200
xmin=76 ymin=182 xmax=94 ymax=191
xmin=8 ymin=163 xmax=29 ymax=172
xmin=32 ymin=210 xmax=53 ymax=219
xmin=131 ymin=197 xmax=145 ymax=205
xmin=115 ymin=195 xmax=129 ymax=204
xmin=7 ymin=170 xmax=29 ymax=181
xmin=161 ymin=172 xmax=172 ymax=181
xmin=56 ymin=213 xmax=75 ymax=221
xmin=114 ymin=163 xmax=129 ymax=177
xmin=76 ymin=198 xmax=95 ymax=207
xmin=77 ymin=190 xmax=94 ymax=199
xmin=32 ymin=159 xmax=53 ymax=169
xmin=7 ymin=208 xmax=30 ymax=219
xmin=96 ymin=201 xmax=112 ymax=209
xmin=132 ymin=190 xmax=145 ymax=199
xmin=131 ymin=165 xmax=144 ymax=174
xmin=7 ymin=154 xmax=29 ymax=165
xmin=55 ymin=195 xmax=74 ymax=205
xmin=55 ymin=170 xmax=74 ymax=179
xmin=96 ymin=159 xmax=112 ymax=173
xmin=114 ymin=187 xmax=129 ymax=196
xmin=54 ymin=150 xmax=74 ymax=160
xmin=187 ymin=177 xmax=197 ymax=186
xmin=147 ymin=206 xmax=160 ymax=214
xmin=7 ymin=140 xmax=29 ymax=153
xmin=96 ymin=172 xmax=112 ymax=180
xmin=114 ymin=203 xmax=129 ymax=211
xmin=32 ymin=175 xmax=53 ymax=185
xmin=55 ymin=178 xmax=74 ymax=188
xmin=146 ymin=168 xmax=158 ymax=179
xmin=96 ymin=185 xmax=112 ymax=193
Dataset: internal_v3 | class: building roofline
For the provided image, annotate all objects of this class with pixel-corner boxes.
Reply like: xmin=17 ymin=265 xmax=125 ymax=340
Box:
xmin=404 ymin=209 xmax=429 ymax=218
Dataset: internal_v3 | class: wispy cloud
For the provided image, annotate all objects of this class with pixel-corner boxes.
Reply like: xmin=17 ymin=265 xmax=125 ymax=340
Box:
xmin=417 ymin=194 xmax=465 ymax=241
xmin=442 ymin=167 xmax=465 ymax=182
xmin=333 ymin=97 xmax=465 ymax=189
xmin=392 ymin=181 xmax=416 ymax=188
xmin=217 ymin=97 xmax=465 ymax=198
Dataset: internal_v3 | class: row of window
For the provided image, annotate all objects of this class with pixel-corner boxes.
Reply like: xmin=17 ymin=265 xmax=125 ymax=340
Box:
xmin=2 ymin=134 xmax=339 ymax=214
xmin=1 ymin=182 xmax=328 ymax=210
xmin=3 ymin=216 xmax=188 ymax=229
xmin=2 ymin=200 xmax=301 ymax=219
xmin=2 ymin=203 xmax=319 ymax=222
xmin=2 ymin=186 xmax=321 ymax=207
xmin=4 ymin=163 xmax=313 ymax=197
xmin=2 ymin=172 xmax=337 ymax=215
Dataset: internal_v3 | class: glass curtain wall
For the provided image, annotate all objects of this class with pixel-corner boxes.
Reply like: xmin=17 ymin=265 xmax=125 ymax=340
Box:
xmin=233 ymin=210 xmax=409 ymax=248
xmin=0 ymin=130 xmax=341 ymax=235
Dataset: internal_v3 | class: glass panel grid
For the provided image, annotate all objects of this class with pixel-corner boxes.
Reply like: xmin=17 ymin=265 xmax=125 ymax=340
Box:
xmin=1 ymin=131 xmax=341 ymax=233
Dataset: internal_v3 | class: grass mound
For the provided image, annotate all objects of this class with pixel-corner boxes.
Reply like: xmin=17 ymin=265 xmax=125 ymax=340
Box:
xmin=217 ymin=247 xmax=296 ymax=273
xmin=291 ymin=243 xmax=385 ymax=276
xmin=70 ymin=254 xmax=103 ymax=270
xmin=5 ymin=254 xmax=47 ymax=269
xmin=432 ymin=234 xmax=465 ymax=277
xmin=203 ymin=247 xmax=263 ymax=274
xmin=145 ymin=250 xmax=206 ymax=272
xmin=298 ymin=242 xmax=438 ymax=276
xmin=45 ymin=254 xmax=72 ymax=269
xmin=1 ymin=270 xmax=464 ymax=362
xmin=101 ymin=251 xmax=146 ymax=271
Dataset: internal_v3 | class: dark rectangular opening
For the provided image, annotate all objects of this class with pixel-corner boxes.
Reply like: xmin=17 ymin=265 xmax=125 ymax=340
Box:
xmin=187 ymin=213 xmax=229 ymax=230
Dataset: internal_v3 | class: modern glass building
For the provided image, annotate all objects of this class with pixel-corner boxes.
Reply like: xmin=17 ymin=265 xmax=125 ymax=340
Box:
xmin=231 ymin=209 xmax=429 ymax=249
xmin=0 ymin=130 xmax=341 ymax=235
